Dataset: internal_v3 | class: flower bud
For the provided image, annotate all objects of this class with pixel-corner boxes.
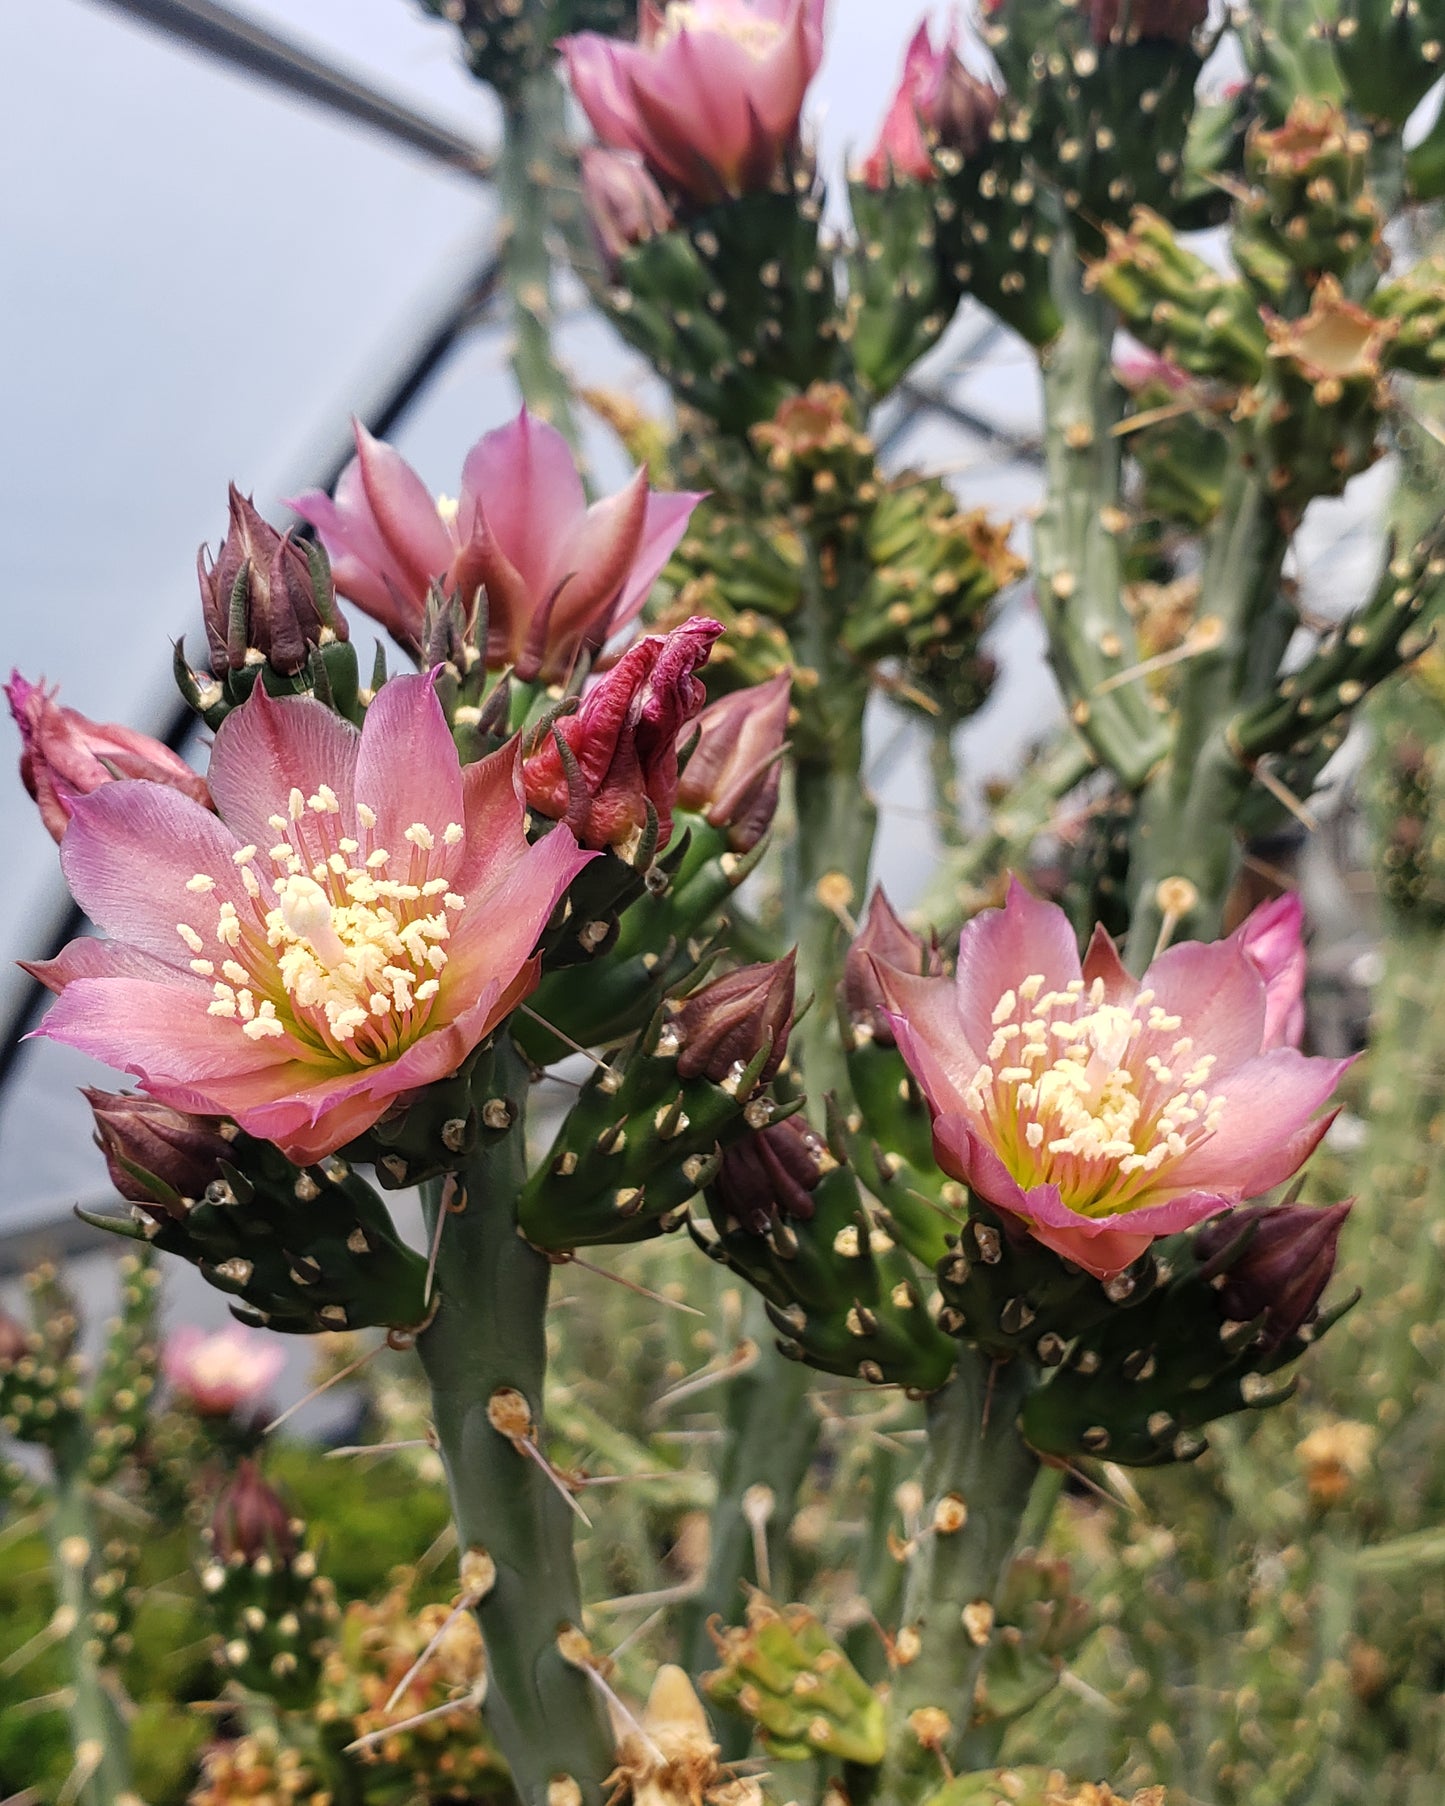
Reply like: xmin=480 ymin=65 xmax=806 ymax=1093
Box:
xmin=6 ymin=673 xmax=211 ymax=844
xmin=86 ymin=1089 xmax=234 ymax=1216
xmin=0 ymin=1308 xmax=30 ymax=1368
xmin=581 ymin=147 xmax=675 ymax=269
xmin=710 ymin=1114 xmax=822 ymax=1233
xmin=164 ymin=1325 xmax=286 ymax=1419
xmin=671 ymin=954 xmax=797 ymax=1091
xmin=212 ymin=1460 xmax=297 ymax=1565
xmin=844 ymin=887 xmax=943 ymax=1046
xmin=676 ymin=672 xmax=790 ymax=852
xmin=523 ymin=616 xmax=722 ymax=852
xmin=860 ymin=20 xmax=999 ymax=188
xmin=198 ymin=487 xmax=345 ymax=677
xmin=1197 ymin=1201 xmax=1352 ymax=1352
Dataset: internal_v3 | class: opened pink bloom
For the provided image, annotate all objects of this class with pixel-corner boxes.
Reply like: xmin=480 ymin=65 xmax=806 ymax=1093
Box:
xmin=290 ymin=409 xmax=700 ymax=681
xmin=561 ymin=0 xmax=827 ymax=205
xmin=163 ymin=1324 xmax=285 ymax=1418
xmin=7 ymin=672 xmax=211 ymax=844
xmin=875 ymin=879 xmax=1347 ymax=1280
xmin=28 ymin=676 xmax=591 ymax=1164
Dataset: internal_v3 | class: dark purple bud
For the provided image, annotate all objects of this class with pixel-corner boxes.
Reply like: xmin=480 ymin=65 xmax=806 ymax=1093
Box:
xmin=86 ymin=1089 xmax=234 ymax=1217
xmin=1088 ymin=0 xmax=1208 ymax=43
xmin=675 ymin=672 xmax=791 ymax=853
xmin=198 ymin=486 xmax=346 ymax=677
xmin=1197 ymin=1201 xmax=1352 ymax=1352
xmin=671 ymin=954 xmax=797 ymax=1090
xmin=212 ymin=1460 xmax=297 ymax=1565
xmin=711 ymin=1115 xmax=823 ymax=1234
xmin=843 ymin=887 xmax=944 ymax=1046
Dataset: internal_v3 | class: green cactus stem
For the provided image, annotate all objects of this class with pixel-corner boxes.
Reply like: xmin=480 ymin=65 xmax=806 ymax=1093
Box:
xmin=876 ymin=1353 xmax=1041 ymax=1806
xmin=497 ymin=68 xmax=584 ymax=450
xmin=45 ymin=1419 xmax=139 ymax=1806
xmin=415 ymin=1034 xmax=615 ymax=1805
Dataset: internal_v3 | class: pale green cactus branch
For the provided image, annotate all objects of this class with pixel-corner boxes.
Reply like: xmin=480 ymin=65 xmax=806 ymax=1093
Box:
xmin=416 ymin=1034 xmax=615 ymax=1805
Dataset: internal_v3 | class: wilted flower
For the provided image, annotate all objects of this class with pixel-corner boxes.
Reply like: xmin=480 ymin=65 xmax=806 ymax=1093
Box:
xmin=164 ymin=1324 xmax=286 ymax=1417
xmin=6 ymin=672 xmax=211 ymax=844
xmin=1231 ymin=891 xmax=1306 ymax=1050
xmin=561 ymin=0 xmax=828 ymax=205
xmin=842 ymin=886 xmax=943 ymax=1046
xmin=710 ymin=1113 xmax=821 ymax=1231
xmin=522 ymin=616 xmax=722 ymax=851
xmin=86 ymin=1088 xmax=234 ymax=1215
xmin=1196 ymin=1199 xmax=1351 ymax=1351
xmin=675 ymin=671 xmax=790 ymax=851
xmin=671 ymin=953 xmax=797 ymax=1089
xmin=291 ymin=410 xmax=700 ymax=677
xmin=859 ymin=17 xmax=998 ymax=188
xmin=875 ymin=879 xmax=1349 ymax=1279
xmin=581 ymin=146 xmax=676 ymax=267
xmin=199 ymin=487 xmax=346 ymax=677
xmin=212 ymin=1460 xmax=297 ymax=1564
xmin=29 ymin=675 xmax=591 ymax=1164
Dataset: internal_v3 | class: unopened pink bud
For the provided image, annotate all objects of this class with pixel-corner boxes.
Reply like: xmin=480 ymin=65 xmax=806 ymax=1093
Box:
xmin=671 ymin=953 xmax=797 ymax=1090
xmin=676 ymin=672 xmax=790 ymax=852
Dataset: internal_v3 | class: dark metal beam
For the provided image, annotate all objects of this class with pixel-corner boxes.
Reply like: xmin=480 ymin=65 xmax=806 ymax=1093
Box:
xmin=83 ymin=0 xmax=494 ymax=180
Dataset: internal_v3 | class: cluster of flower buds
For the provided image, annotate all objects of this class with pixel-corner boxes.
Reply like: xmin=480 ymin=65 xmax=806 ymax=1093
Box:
xmin=83 ymin=1090 xmax=430 ymax=1335
xmin=973 ymin=1552 xmax=1093 ymax=1729
xmin=316 ymin=1569 xmax=504 ymax=1801
xmin=519 ymin=956 xmax=799 ymax=1250
xmin=1234 ymin=100 xmax=1381 ymax=297
xmin=201 ymin=1461 xmax=337 ymax=1704
xmin=703 ymin=1596 xmax=886 ymax=1764
xmin=189 ymin=1728 xmax=328 ymax=1806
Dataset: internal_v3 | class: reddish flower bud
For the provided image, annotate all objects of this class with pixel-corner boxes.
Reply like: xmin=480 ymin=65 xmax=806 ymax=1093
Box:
xmin=676 ymin=672 xmax=790 ymax=852
xmin=0 ymin=1308 xmax=31 ymax=1368
xmin=671 ymin=953 xmax=797 ymax=1090
xmin=711 ymin=1114 xmax=823 ymax=1233
xmin=198 ymin=485 xmax=345 ymax=677
xmin=212 ymin=1460 xmax=297 ymax=1565
xmin=860 ymin=20 xmax=998 ymax=189
xmin=844 ymin=887 xmax=943 ymax=1046
xmin=86 ymin=1089 xmax=234 ymax=1217
xmin=1088 ymin=0 xmax=1207 ymax=42
xmin=581 ymin=147 xmax=675 ymax=269
xmin=523 ymin=617 xmax=722 ymax=851
xmin=6 ymin=673 xmax=211 ymax=844
xmin=1197 ymin=1201 xmax=1352 ymax=1352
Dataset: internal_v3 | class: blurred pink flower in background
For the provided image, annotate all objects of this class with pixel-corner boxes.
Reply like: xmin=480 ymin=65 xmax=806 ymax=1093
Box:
xmin=859 ymin=15 xmax=998 ymax=188
xmin=562 ymin=0 xmax=828 ymax=204
xmin=6 ymin=672 xmax=211 ymax=844
xmin=164 ymin=1324 xmax=285 ymax=1417
xmin=29 ymin=675 xmax=591 ymax=1163
xmin=875 ymin=879 xmax=1346 ymax=1279
xmin=291 ymin=409 xmax=699 ymax=679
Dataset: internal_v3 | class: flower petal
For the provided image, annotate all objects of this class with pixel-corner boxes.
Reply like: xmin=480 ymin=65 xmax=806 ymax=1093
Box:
xmin=459 ymin=408 xmax=587 ymax=604
xmin=613 ymin=487 xmax=705 ymax=631
xmin=58 ymin=782 xmax=249 ymax=965
xmin=878 ymin=964 xmax=985 ymax=1112
xmin=207 ymin=684 xmax=360 ymax=854
xmin=1168 ymin=1048 xmax=1351 ymax=1193
xmin=351 ymin=674 xmax=463 ymax=848
xmin=954 ymin=877 xmax=1082 ymax=1054
xmin=1081 ymin=923 xmax=1137 ymax=1005
xmin=24 ymin=936 xmax=188 ymax=995
xmin=1141 ymin=937 xmax=1268 ymax=1076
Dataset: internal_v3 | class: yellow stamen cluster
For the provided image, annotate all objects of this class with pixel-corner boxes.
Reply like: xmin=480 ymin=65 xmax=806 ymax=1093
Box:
xmin=965 ymin=973 xmax=1226 ymax=1216
xmin=176 ymin=787 xmax=468 ymax=1063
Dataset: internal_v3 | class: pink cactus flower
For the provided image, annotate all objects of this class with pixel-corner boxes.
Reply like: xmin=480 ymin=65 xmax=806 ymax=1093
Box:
xmin=859 ymin=16 xmax=998 ymax=188
xmin=874 ymin=879 xmax=1349 ymax=1280
xmin=163 ymin=1324 xmax=286 ymax=1417
xmin=581 ymin=146 xmax=677 ymax=266
xmin=1230 ymin=891 xmax=1307 ymax=1050
xmin=6 ymin=672 xmax=211 ymax=845
xmin=26 ymin=675 xmax=592 ymax=1164
xmin=561 ymin=0 xmax=828 ymax=205
xmin=289 ymin=409 xmax=700 ymax=680
xmin=523 ymin=616 xmax=722 ymax=852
